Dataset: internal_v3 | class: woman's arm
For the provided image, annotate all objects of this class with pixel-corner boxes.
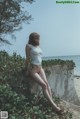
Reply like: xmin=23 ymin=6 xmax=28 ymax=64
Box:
xmin=25 ymin=44 xmax=31 ymax=65
xmin=25 ymin=44 xmax=31 ymax=75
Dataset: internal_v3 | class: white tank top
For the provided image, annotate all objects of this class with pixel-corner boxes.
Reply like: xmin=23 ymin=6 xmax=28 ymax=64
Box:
xmin=27 ymin=44 xmax=42 ymax=65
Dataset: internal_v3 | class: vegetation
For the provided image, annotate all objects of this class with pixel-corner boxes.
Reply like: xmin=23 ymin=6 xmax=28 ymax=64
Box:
xmin=0 ymin=0 xmax=34 ymax=45
xmin=42 ymin=59 xmax=75 ymax=70
xmin=0 ymin=50 xmax=74 ymax=119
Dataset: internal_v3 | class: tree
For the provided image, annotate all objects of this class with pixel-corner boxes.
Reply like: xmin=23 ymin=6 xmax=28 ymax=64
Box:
xmin=0 ymin=0 xmax=34 ymax=45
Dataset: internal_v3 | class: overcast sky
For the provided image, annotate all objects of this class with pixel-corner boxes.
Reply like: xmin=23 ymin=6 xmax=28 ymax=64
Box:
xmin=1 ymin=0 xmax=80 ymax=57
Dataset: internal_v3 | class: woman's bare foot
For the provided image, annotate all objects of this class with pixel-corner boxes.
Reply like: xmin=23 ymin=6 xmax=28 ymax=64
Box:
xmin=56 ymin=109 xmax=65 ymax=115
xmin=53 ymin=107 xmax=65 ymax=116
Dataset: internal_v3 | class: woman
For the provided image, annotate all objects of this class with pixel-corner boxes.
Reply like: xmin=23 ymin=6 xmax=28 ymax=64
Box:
xmin=25 ymin=32 xmax=64 ymax=115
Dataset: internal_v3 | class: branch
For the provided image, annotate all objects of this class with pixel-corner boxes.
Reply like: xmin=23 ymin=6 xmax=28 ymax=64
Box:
xmin=0 ymin=37 xmax=12 ymax=45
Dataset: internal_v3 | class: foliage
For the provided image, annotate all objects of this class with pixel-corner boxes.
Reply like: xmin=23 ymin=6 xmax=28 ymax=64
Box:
xmin=0 ymin=0 xmax=34 ymax=44
xmin=42 ymin=59 xmax=75 ymax=70
xmin=0 ymin=50 xmax=73 ymax=119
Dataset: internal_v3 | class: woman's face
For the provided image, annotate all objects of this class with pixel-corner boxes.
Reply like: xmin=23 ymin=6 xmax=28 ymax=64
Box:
xmin=34 ymin=37 xmax=40 ymax=46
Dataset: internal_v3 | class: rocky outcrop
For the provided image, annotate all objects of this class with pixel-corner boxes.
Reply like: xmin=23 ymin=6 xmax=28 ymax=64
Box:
xmin=46 ymin=65 xmax=80 ymax=105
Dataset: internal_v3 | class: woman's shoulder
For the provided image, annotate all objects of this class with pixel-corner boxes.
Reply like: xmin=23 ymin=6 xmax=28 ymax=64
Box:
xmin=26 ymin=44 xmax=32 ymax=48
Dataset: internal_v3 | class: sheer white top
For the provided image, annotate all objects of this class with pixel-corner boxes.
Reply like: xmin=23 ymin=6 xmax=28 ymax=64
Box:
xmin=27 ymin=44 xmax=42 ymax=65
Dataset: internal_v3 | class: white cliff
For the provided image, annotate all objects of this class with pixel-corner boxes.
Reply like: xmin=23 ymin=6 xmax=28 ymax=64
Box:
xmin=45 ymin=65 xmax=80 ymax=105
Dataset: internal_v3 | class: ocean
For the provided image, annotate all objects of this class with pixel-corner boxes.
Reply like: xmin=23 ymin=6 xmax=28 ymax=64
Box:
xmin=43 ymin=55 xmax=80 ymax=76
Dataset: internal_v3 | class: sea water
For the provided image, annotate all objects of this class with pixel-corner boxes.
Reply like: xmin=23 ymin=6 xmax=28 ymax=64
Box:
xmin=43 ymin=55 xmax=80 ymax=76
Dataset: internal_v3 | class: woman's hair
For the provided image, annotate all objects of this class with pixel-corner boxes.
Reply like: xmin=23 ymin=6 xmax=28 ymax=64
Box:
xmin=28 ymin=32 xmax=40 ymax=46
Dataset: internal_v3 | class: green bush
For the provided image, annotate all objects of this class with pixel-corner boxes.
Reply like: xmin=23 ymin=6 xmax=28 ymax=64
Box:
xmin=42 ymin=59 xmax=75 ymax=69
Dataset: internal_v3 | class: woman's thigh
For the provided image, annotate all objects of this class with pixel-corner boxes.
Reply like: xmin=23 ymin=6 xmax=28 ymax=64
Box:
xmin=29 ymin=66 xmax=46 ymax=87
xmin=39 ymin=67 xmax=48 ymax=84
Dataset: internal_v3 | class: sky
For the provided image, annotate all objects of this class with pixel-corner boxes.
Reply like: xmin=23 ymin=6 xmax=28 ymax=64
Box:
xmin=1 ymin=0 xmax=80 ymax=58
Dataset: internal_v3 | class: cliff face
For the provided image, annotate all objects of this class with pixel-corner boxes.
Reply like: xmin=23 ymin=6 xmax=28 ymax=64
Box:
xmin=45 ymin=65 xmax=80 ymax=105
xmin=29 ymin=65 xmax=80 ymax=105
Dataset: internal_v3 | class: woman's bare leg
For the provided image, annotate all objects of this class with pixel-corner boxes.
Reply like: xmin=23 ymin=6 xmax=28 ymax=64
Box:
xmin=30 ymin=70 xmax=60 ymax=112
xmin=39 ymin=67 xmax=52 ymax=99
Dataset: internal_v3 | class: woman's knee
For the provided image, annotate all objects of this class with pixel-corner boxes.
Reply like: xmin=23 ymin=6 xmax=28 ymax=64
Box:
xmin=41 ymin=82 xmax=48 ymax=89
xmin=45 ymin=82 xmax=51 ymax=90
xmin=44 ymin=81 xmax=49 ymax=87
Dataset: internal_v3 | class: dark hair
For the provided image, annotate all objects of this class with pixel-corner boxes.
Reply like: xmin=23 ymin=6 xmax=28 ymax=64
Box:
xmin=28 ymin=32 xmax=40 ymax=46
